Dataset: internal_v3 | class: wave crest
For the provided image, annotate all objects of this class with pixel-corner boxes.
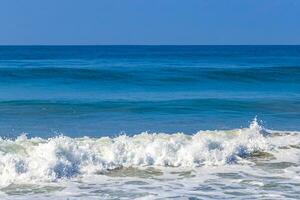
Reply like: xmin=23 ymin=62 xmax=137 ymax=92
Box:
xmin=0 ymin=119 xmax=298 ymax=187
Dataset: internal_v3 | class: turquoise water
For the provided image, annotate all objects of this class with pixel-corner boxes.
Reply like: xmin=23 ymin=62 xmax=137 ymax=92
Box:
xmin=0 ymin=46 xmax=300 ymax=199
xmin=0 ymin=45 xmax=299 ymax=138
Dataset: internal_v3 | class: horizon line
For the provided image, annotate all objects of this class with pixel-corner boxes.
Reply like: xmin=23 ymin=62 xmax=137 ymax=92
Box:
xmin=0 ymin=44 xmax=300 ymax=46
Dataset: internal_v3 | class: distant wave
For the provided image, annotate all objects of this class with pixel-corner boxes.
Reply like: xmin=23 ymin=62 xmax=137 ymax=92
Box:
xmin=0 ymin=66 xmax=299 ymax=84
xmin=0 ymin=119 xmax=300 ymax=187
xmin=0 ymin=99 xmax=299 ymax=114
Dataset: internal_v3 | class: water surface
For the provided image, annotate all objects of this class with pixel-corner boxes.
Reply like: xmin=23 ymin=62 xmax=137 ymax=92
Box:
xmin=0 ymin=46 xmax=299 ymax=199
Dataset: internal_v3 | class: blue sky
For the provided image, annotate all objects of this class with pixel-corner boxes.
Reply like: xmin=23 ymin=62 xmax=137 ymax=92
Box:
xmin=0 ymin=0 xmax=299 ymax=45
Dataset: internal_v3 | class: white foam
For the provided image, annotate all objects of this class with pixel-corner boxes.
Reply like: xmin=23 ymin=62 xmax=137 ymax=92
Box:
xmin=0 ymin=119 xmax=299 ymax=188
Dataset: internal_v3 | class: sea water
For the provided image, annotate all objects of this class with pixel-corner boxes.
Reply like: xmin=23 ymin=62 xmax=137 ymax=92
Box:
xmin=0 ymin=46 xmax=299 ymax=199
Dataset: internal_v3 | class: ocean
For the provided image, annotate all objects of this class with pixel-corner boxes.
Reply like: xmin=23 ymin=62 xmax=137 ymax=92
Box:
xmin=0 ymin=45 xmax=299 ymax=199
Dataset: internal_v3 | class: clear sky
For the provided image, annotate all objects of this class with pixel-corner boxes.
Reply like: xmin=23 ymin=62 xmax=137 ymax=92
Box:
xmin=0 ymin=0 xmax=299 ymax=45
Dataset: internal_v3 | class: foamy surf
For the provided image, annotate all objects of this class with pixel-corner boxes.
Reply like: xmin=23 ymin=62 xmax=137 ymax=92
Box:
xmin=0 ymin=119 xmax=300 ymax=198
xmin=0 ymin=120 xmax=249 ymax=183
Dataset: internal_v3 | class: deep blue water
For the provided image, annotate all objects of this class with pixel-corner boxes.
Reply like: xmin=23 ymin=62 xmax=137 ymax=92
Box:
xmin=0 ymin=45 xmax=299 ymax=138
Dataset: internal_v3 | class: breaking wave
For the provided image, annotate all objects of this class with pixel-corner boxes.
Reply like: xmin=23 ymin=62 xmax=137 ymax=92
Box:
xmin=0 ymin=119 xmax=299 ymax=187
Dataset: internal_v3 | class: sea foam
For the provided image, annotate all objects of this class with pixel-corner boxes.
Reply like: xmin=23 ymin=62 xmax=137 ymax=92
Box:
xmin=0 ymin=119 xmax=299 ymax=187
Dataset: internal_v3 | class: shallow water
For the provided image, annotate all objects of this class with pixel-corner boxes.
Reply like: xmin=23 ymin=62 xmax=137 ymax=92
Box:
xmin=1 ymin=121 xmax=300 ymax=199
xmin=0 ymin=46 xmax=299 ymax=199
